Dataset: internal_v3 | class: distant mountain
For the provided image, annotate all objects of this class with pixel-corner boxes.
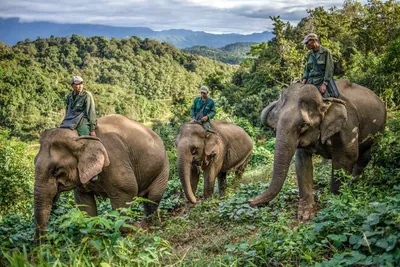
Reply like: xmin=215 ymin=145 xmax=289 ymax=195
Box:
xmin=0 ymin=18 xmax=273 ymax=48
xmin=183 ymin=42 xmax=256 ymax=64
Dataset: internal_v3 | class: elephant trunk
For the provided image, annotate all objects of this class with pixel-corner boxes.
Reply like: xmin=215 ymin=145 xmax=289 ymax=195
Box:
xmin=177 ymin=149 xmax=197 ymax=204
xmin=249 ymin=130 xmax=297 ymax=206
xmin=34 ymin=179 xmax=57 ymax=242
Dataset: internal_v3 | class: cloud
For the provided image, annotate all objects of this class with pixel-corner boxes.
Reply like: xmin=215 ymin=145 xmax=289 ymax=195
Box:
xmin=0 ymin=0 xmax=363 ymax=34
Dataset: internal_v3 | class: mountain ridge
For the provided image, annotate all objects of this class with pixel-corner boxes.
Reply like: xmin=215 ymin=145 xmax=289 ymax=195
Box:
xmin=0 ymin=17 xmax=273 ymax=48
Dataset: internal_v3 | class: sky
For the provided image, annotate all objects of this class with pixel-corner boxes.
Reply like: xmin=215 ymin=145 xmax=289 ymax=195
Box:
xmin=0 ymin=0 xmax=365 ymax=34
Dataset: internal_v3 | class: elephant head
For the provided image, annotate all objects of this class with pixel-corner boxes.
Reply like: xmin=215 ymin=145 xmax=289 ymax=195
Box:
xmin=175 ymin=123 xmax=222 ymax=204
xmin=34 ymin=128 xmax=110 ymax=240
xmin=249 ymin=83 xmax=347 ymax=206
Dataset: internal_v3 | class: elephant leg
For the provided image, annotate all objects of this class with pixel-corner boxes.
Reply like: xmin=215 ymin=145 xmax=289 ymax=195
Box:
xmin=109 ymin=192 xmax=135 ymax=210
xmin=295 ymin=149 xmax=316 ymax=221
xmin=331 ymin=147 xmax=358 ymax=194
xmin=233 ymin=153 xmax=251 ymax=186
xmin=203 ymin=167 xmax=218 ymax=199
xmin=217 ymin=172 xmax=227 ymax=196
xmin=74 ymin=189 xmax=97 ymax=216
xmin=143 ymin=163 xmax=169 ymax=219
xmin=352 ymin=147 xmax=371 ymax=176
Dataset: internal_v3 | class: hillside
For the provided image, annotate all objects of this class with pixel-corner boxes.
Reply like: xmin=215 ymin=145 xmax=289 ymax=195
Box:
xmin=183 ymin=42 xmax=255 ymax=64
xmin=0 ymin=35 xmax=234 ymax=139
xmin=0 ymin=18 xmax=273 ymax=48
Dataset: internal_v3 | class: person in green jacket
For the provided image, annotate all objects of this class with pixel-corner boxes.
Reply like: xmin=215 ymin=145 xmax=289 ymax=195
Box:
xmin=60 ymin=76 xmax=97 ymax=137
xmin=301 ymin=33 xmax=334 ymax=98
xmin=190 ymin=85 xmax=216 ymax=132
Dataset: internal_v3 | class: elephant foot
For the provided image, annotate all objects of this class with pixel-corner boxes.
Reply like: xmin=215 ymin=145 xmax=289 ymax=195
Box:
xmin=297 ymin=200 xmax=316 ymax=222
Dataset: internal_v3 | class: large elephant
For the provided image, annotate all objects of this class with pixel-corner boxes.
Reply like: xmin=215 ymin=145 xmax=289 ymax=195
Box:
xmin=34 ymin=114 xmax=169 ymax=240
xmin=176 ymin=121 xmax=253 ymax=203
xmin=249 ymin=79 xmax=386 ymax=220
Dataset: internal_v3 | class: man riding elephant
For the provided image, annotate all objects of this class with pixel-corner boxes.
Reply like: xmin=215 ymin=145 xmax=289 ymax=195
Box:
xmin=302 ymin=33 xmax=335 ymax=98
xmin=190 ymin=85 xmax=216 ymax=132
xmin=249 ymin=80 xmax=386 ymax=221
xmin=60 ymin=75 xmax=97 ymax=136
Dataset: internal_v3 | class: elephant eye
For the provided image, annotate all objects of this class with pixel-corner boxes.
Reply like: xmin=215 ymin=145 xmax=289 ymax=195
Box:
xmin=51 ymin=166 xmax=64 ymax=178
xmin=191 ymin=147 xmax=197 ymax=155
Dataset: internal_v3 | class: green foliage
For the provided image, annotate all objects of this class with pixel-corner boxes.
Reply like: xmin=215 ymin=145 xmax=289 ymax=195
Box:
xmin=1 ymin=204 xmax=172 ymax=266
xmin=0 ymin=130 xmax=34 ymax=216
xmin=361 ymin=111 xmax=400 ymax=185
xmin=314 ymin=185 xmax=400 ymax=266
xmin=224 ymin=0 xmax=400 ymax=122
xmin=249 ymin=141 xmax=275 ymax=167
xmin=0 ymin=36 xmax=234 ymax=139
xmin=217 ymin=183 xmax=267 ymax=223
xmin=183 ymin=42 xmax=255 ymax=64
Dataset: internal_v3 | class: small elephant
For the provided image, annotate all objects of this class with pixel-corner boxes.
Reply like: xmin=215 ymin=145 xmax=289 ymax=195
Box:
xmin=34 ymin=114 xmax=169 ymax=240
xmin=176 ymin=121 xmax=253 ymax=203
xmin=249 ymin=80 xmax=386 ymax=220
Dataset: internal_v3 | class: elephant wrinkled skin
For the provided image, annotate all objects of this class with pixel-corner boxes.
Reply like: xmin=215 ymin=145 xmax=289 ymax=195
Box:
xmin=249 ymin=79 xmax=386 ymax=221
xmin=34 ymin=114 xmax=169 ymax=240
xmin=176 ymin=121 xmax=253 ymax=204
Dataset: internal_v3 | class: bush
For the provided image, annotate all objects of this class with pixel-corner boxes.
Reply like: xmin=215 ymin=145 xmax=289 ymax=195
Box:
xmin=0 ymin=130 xmax=34 ymax=216
xmin=362 ymin=111 xmax=400 ymax=185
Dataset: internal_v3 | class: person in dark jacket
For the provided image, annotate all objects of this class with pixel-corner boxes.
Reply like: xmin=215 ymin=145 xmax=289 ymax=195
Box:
xmin=302 ymin=33 xmax=334 ymax=98
xmin=60 ymin=76 xmax=97 ymax=136
xmin=190 ymin=85 xmax=216 ymax=131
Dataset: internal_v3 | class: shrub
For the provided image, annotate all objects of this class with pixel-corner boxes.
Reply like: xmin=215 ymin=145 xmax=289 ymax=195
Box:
xmin=362 ymin=111 xmax=400 ymax=185
xmin=0 ymin=130 xmax=34 ymax=216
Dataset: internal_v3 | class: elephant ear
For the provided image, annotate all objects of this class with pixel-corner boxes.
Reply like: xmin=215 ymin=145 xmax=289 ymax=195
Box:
xmin=320 ymin=99 xmax=348 ymax=144
xmin=261 ymin=100 xmax=278 ymax=129
xmin=205 ymin=133 xmax=221 ymax=155
xmin=203 ymin=133 xmax=222 ymax=165
xmin=75 ymin=137 xmax=110 ymax=184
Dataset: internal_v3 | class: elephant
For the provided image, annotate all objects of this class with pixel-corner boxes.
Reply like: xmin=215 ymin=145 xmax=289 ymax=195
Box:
xmin=249 ymin=79 xmax=386 ymax=220
xmin=176 ymin=120 xmax=253 ymax=204
xmin=34 ymin=114 xmax=169 ymax=240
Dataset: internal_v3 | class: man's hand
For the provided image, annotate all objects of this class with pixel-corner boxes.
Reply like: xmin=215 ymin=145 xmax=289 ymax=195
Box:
xmin=319 ymin=83 xmax=327 ymax=94
xmin=89 ymin=131 xmax=96 ymax=137
xmin=302 ymin=79 xmax=307 ymax=84
xmin=201 ymin=116 xmax=208 ymax=122
xmin=190 ymin=119 xmax=197 ymax=123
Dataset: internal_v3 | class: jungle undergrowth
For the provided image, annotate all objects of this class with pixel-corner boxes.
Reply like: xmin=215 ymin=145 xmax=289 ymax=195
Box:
xmin=1 ymin=112 xmax=399 ymax=266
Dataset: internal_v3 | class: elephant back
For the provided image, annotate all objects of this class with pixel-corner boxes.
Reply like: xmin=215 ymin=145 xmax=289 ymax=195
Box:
xmin=336 ymin=80 xmax=386 ymax=141
xmin=211 ymin=120 xmax=253 ymax=151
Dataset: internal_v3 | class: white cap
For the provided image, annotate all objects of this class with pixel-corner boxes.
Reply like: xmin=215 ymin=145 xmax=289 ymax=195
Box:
xmin=71 ymin=76 xmax=84 ymax=84
xmin=200 ymin=85 xmax=209 ymax=93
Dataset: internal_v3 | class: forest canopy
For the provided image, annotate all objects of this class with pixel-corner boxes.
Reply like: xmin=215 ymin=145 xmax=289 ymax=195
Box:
xmin=215 ymin=0 xmax=400 ymax=125
xmin=0 ymin=36 xmax=234 ymax=139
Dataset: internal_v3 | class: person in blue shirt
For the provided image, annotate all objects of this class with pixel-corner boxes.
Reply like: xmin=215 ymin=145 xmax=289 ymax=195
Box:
xmin=190 ymin=85 xmax=216 ymax=132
